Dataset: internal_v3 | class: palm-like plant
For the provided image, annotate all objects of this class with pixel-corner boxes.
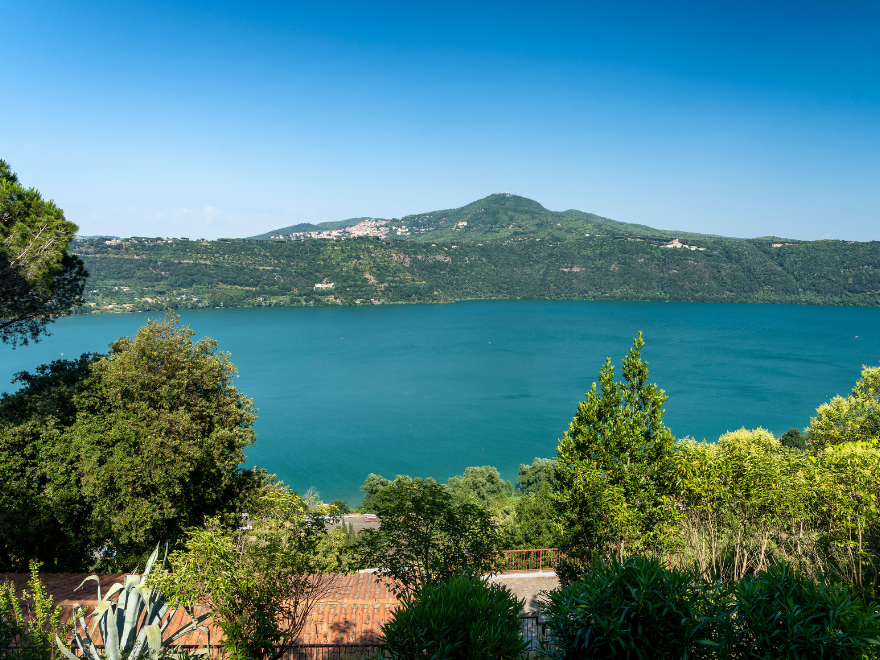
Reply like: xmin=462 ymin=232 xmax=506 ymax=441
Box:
xmin=55 ymin=544 xmax=210 ymax=660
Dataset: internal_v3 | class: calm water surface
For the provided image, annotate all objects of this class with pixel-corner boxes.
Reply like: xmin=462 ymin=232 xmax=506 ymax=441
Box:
xmin=2 ymin=301 xmax=878 ymax=502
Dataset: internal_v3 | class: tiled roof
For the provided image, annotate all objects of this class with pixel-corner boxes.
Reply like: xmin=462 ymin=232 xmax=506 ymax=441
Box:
xmin=1 ymin=571 xmax=400 ymax=647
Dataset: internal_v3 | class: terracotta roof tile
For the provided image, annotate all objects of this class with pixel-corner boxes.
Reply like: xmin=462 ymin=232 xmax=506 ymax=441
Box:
xmin=2 ymin=571 xmax=399 ymax=648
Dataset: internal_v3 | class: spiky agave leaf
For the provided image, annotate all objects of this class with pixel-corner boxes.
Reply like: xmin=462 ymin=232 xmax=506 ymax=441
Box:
xmin=58 ymin=541 xmax=209 ymax=660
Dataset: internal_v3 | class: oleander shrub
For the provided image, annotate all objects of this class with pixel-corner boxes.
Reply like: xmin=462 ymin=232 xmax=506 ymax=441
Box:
xmin=380 ymin=574 xmax=528 ymax=660
xmin=731 ymin=562 xmax=880 ymax=659
xmin=540 ymin=555 xmax=730 ymax=660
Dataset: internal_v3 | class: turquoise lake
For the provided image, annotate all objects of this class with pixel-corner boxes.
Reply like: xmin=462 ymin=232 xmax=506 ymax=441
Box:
xmin=2 ymin=301 xmax=878 ymax=503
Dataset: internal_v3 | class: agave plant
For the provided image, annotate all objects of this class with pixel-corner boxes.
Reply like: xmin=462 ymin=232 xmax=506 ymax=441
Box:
xmin=55 ymin=544 xmax=211 ymax=660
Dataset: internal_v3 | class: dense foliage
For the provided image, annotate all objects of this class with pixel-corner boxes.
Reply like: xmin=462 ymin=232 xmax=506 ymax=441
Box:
xmin=807 ymin=365 xmax=880 ymax=449
xmin=541 ymin=556 xmax=880 ymax=660
xmin=540 ymin=556 xmax=728 ymax=660
xmin=0 ymin=159 xmax=87 ymax=346
xmin=733 ymin=563 xmax=880 ymax=659
xmin=357 ymin=477 xmax=501 ymax=598
xmin=152 ymin=488 xmax=337 ymax=660
xmin=0 ymin=561 xmax=73 ymax=660
xmin=0 ymin=313 xmax=265 ymax=571
xmin=447 ymin=465 xmax=513 ymax=506
xmin=379 ymin=574 xmax=528 ymax=660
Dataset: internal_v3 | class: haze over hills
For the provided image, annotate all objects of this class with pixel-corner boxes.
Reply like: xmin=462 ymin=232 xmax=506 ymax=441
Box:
xmin=250 ymin=194 xmax=731 ymax=243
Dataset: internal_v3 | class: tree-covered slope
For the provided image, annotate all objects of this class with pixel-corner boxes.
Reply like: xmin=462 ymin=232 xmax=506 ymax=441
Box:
xmin=71 ymin=234 xmax=880 ymax=313
xmin=252 ymin=194 xmax=728 ymax=244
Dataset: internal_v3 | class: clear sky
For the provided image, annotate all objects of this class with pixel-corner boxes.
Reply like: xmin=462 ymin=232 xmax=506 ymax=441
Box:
xmin=3 ymin=1 xmax=879 ymax=241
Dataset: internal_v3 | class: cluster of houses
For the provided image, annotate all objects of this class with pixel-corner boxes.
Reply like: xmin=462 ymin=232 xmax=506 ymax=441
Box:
xmin=272 ymin=218 xmax=390 ymax=241
xmin=662 ymin=238 xmax=706 ymax=251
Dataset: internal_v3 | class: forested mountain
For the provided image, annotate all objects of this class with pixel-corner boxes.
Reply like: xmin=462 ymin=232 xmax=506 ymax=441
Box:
xmin=251 ymin=194 xmax=730 ymax=243
xmin=71 ymin=212 xmax=880 ymax=313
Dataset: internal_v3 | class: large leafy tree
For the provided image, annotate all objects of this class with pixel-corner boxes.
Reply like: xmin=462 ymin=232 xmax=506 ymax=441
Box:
xmin=66 ymin=313 xmax=260 ymax=559
xmin=357 ymin=472 xmax=392 ymax=512
xmin=0 ymin=313 xmax=264 ymax=570
xmin=0 ymin=356 xmax=99 ymax=571
xmin=357 ymin=477 xmax=501 ymax=598
xmin=516 ymin=457 xmax=556 ymax=494
xmin=551 ymin=333 xmax=679 ymax=583
xmin=0 ymin=159 xmax=87 ymax=347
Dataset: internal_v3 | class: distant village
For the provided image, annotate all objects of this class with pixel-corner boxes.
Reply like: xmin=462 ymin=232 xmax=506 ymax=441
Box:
xmin=271 ymin=218 xmax=391 ymax=241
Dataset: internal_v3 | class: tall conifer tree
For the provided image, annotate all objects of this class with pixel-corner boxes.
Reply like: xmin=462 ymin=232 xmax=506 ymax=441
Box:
xmin=552 ymin=333 xmax=679 ymax=583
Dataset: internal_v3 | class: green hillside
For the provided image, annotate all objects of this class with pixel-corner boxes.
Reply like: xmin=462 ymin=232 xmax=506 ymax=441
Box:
xmin=67 ymin=194 xmax=878 ymax=314
xmin=71 ymin=232 xmax=880 ymax=314
xmin=253 ymin=194 xmax=727 ymax=243
xmin=388 ymin=193 xmax=725 ymax=243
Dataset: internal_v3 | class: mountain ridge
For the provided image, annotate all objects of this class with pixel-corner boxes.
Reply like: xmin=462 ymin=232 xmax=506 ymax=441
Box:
xmin=249 ymin=194 xmax=741 ymax=243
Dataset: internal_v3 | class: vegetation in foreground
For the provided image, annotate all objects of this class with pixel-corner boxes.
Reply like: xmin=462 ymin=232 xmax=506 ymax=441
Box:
xmin=1 ymin=315 xmax=879 ymax=659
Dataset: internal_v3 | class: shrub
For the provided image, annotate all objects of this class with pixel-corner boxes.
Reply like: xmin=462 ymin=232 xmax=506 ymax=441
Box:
xmin=732 ymin=563 xmax=880 ymax=659
xmin=152 ymin=488 xmax=338 ymax=660
xmin=357 ymin=477 xmax=501 ymax=599
xmin=380 ymin=574 xmax=527 ymax=660
xmin=0 ymin=561 xmax=73 ymax=660
xmin=540 ymin=556 xmax=731 ymax=660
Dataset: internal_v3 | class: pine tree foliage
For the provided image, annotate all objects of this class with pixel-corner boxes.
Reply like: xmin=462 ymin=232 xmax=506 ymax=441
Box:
xmin=0 ymin=159 xmax=87 ymax=347
xmin=552 ymin=333 xmax=680 ymax=583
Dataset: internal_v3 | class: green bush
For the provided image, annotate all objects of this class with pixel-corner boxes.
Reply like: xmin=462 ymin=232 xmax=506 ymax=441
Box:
xmin=540 ymin=556 xmax=729 ymax=659
xmin=732 ymin=563 xmax=880 ymax=659
xmin=541 ymin=557 xmax=880 ymax=659
xmin=0 ymin=561 xmax=73 ymax=660
xmin=380 ymin=574 xmax=527 ymax=660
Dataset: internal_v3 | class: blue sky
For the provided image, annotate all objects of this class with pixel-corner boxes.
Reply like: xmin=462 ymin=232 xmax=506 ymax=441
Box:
xmin=3 ymin=1 xmax=878 ymax=240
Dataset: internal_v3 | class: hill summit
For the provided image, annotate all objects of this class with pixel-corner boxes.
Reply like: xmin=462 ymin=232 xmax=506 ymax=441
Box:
xmin=251 ymin=193 xmax=718 ymax=243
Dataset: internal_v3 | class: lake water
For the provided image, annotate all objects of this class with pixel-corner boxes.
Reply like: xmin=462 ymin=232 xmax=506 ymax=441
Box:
xmin=2 ymin=301 xmax=878 ymax=503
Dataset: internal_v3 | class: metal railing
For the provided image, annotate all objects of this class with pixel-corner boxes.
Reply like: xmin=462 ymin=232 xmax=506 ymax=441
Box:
xmin=498 ymin=548 xmax=561 ymax=572
xmin=282 ymin=645 xmax=384 ymax=659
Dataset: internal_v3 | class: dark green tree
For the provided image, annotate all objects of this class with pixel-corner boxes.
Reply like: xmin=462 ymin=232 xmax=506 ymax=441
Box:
xmin=446 ymin=465 xmax=513 ymax=507
xmin=0 ymin=313 xmax=264 ymax=570
xmin=65 ymin=313 xmax=259 ymax=561
xmin=0 ymin=356 xmax=100 ymax=571
xmin=380 ymin=574 xmax=528 ymax=660
xmin=552 ymin=333 xmax=680 ymax=584
xmin=357 ymin=477 xmax=501 ymax=598
xmin=501 ymin=486 xmax=561 ymax=550
xmin=516 ymin=457 xmax=556 ymax=494
xmin=357 ymin=473 xmax=392 ymax=512
xmin=780 ymin=427 xmax=807 ymax=450
xmin=0 ymin=159 xmax=88 ymax=347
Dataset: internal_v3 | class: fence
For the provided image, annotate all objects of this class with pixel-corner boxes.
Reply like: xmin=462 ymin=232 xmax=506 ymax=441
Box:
xmin=498 ymin=548 xmax=561 ymax=572
xmin=281 ymin=645 xmax=383 ymax=659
